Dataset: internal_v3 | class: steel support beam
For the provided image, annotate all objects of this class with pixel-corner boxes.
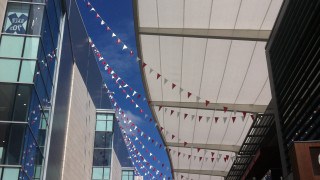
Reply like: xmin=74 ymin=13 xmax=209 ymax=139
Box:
xmin=139 ymin=27 xmax=271 ymax=41
xmin=150 ymin=101 xmax=267 ymax=113
xmin=167 ymin=142 xmax=240 ymax=152
xmin=174 ymin=169 xmax=228 ymax=177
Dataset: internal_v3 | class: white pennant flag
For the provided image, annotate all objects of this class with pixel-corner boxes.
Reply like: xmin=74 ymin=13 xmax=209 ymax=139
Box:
xmin=110 ymin=70 xmax=115 ymax=74
xmin=145 ymin=114 xmax=148 ymax=118
xmin=90 ymin=8 xmax=95 ymax=11
xmin=124 ymin=84 xmax=128 ymax=87
xmin=101 ymin=20 xmax=105 ymax=25
xmin=132 ymin=91 xmax=137 ymax=96
xmin=135 ymin=137 xmax=138 ymax=141
xmin=112 ymin=33 xmax=116 ymax=37
xmin=150 ymin=153 xmax=152 ymax=156
xmin=164 ymin=78 xmax=168 ymax=84
xmin=206 ymin=117 xmax=211 ymax=122
xmin=136 ymin=57 xmax=141 ymax=62
xmin=191 ymin=115 xmax=195 ymax=121
xmin=196 ymin=96 xmax=201 ymax=102
xmin=122 ymin=45 xmax=128 ymax=50
xmin=177 ymin=112 xmax=180 ymax=118
xmin=126 ymin=95 xmax=130 ymax=99
xmin=135 ymin=104 xmax=139 ymax=108
xmin=149 ymin=68 xmax=153 ymax=74
xmin=141 ymin=132 xmax=144 ymax=136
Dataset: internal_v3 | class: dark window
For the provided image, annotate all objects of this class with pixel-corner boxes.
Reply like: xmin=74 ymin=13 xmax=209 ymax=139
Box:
xmin=94 ymin=132 xmax=112 ymax=148
xmin=93 ymin=149 xmax=112 ymax=166
xmin=0 ymin=123 xmax=26 ymax=165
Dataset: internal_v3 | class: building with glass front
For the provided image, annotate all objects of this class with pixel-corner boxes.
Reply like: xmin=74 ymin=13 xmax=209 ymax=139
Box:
xmin=0 ymin=0 xmax=134 ymax=180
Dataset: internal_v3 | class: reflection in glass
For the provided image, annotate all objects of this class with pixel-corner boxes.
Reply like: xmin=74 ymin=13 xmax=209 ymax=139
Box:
xmin=12 ymin=85 xmax=32 ymax=122
xmin=0 ymin=59 xmax=20 ymax=82
xmin=2 ymin=168 xmax=19 ymax=180
xmin=23 ymin=37 xmax=39 ymax=59
xmin=94 ymin=132 xmax=112 ymax=148
xmin=0 ymin=36 xmax=24 ymax=58
xmin=93 ymin=149 xmax=112 ymax=166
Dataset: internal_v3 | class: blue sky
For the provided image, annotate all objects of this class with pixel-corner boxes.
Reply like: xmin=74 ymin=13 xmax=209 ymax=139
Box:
xmin=77 ymin=0 xmax=173 ymax=178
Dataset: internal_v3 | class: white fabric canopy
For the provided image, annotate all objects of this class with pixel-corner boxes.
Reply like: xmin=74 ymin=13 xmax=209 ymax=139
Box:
xmin=134 ymin=0 xmax=283 ymax=179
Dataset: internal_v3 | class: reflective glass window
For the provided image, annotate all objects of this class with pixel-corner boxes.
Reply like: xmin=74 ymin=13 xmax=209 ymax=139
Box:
xmin=12 ymin=85 xmax=32 ymax=121
xmin=122 ymin=170 xmax=134 ymax=180
xmin=96 ymin=121 xmax=107 ymax=131
xmin=0 ymin=35 xmax=24 ymax=58
xmin=94 ymin=132 xmax=112 ymax=148
xmin=0 ymin=123 xmax=26 ymax=165
xmin=0 ymin=59 xmax=20 ymax=82
xmin=92 ymin=167 xmax=103 ymax=179
xmin=103 ymin=167 xmax=110 ymax=180
xmin=3 ymin=3 xmax=29 ymax=35
xmin=23 ymin=37 xmax=39 ymax=59
xmin=19 ymin=60 xmax=36 ymax=83
xmin=93 ymin=149 xmax=112 ymax=166
xmin=2 ymin=168 xmax=19 ymax=180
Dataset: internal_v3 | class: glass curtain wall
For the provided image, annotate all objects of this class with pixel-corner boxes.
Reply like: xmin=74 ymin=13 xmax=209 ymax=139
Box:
xmin=92 ymin=112 xmax=114 ymax=180
xmin=0 ymin=0 xmax=61 ymax=179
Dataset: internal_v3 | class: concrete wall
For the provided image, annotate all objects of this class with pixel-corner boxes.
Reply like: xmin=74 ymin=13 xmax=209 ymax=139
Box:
xmin=0 ymin=0 xmax=7 ymax=34
xmin=110 ymin=149 xmax=122 ymax=180
xmin=61 ymin=65 xmax=96 ymax=180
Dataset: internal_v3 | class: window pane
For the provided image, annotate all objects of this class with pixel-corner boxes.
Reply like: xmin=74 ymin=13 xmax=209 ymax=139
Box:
xmin=3 ymin=3 xmax=29 ymax=34
xmin=94 ymin=132 xmax=112 ymax=148
xmin=0 ymin=36 xmax=24 ymax=58
xmin=0 ymin=147 xmax=3 ymax=163
xmin=106 ymin=121 xmax=113 ymax=132
xmin=104 ymin=167 xmax=110 ymax=179
xmin=93 ymin=149 xmax=112 ymax=166
xmin=92 ymin=167 xmax=103 ymax=179
xmin=19 ymin=60 xmax=36 ymax=82
xmin=23 ymin=37 xmax=39 ymax=59
xmin=0 ymin=59 xmax=20 ymax=82
xmin=26 ymin=5 xmax=44 ymax=35
xmin=2 ymin=168 xmax=19 ymax=180
xmin=12 ymin=85 xmax=32 ymax=122
xmin=97 ymin=113 xmax=107 ymax=120
xmin=96 ymin=121 xmax=106 ymax=131
xmin=106 ymin=114 xmax=113 ymax=120
xmin=0 ymin=83 xmax=16 ymax=120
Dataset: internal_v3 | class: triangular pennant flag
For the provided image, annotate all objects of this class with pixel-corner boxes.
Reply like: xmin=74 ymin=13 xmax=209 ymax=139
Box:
xmin=233 ymin=110 xmax=237 ymax=115
xmin=223 ymin=117 xmax=227 ymax=123
xmin=184 ymin=142 xmax=188 ymax=147
xmin=242 ymin=111 xmax=247 ymax=118
xmin=164 ymin=108 xmax=168 ymax=113
xmin=196 ymin=96 xmax=201 ymax=102
xmin=136 ymin=57 xmax=141 ymax=62
xmin=149 ymin=68 xmax=153 ymax=74
xmin=211 ymin=158 xmax=214 ymax=162
xmin=101 ymin=20 xmax=105 ymax=25
xmin=117 ymin=38 xmax=121 ymax=44
xmin=177 ymin=112 xmax=180 ymax=118
xmin=206 ymin=117 xmax=211 ymax=122
xmin=86 ymin=2 xmax=91 ymax=7
xmin=188 ymin=155 xmax=191 ymax=159
xmin=179 ymin=88 xmax=183 ymax=94
xmin=178 ymin=152 xmax=181 ymax=157
xmin=211 ymin=152 xmax=215 ymax=157
xmin=191 ymin=115 xmax=195 ymax=121
xmin=232 ymin=117 xmax=236 ymax=123
xmin=198 ymin=116 xmax=203 ymax=122
xmin=205 ymin=100 xmax=210 ymax=106
xmin=226 ymin=155 xmax=229 ymax=160
xmin=184 ymin=113 xmax=188 ymax=119
xmin=223 ymin=106 xmax=228 ymax=113
xmin=158 ymin=106 xmax=162 ymax=111
xmin=251 ymin=114 xmax=255 ymax=120
xmin=171 ymin=135 xmax=175 ymax=139
xmin=157 ymin=73 xmax=161 ymax=79
xmin=90 ymin=7 xmax=95 ymax=11
xmin=122 ymin=45 xmax=128 ymax=50
xmin=199 ymin=157 xmax=203 ymax=162
xmin=112 ymin=33 xmax=116 ymax=37
xmin=106 ymin=26 xmax=111 ymax=31
xmin=197 ymin=148 xmax=201 ymax=152
xmin=172 ymin=83 xmax=176 ymax=89
xmin=187 ymin=92 xmax=192 ymax=98
xmin=164 ymin=78 xmax=168 ymax=84
xmin=130 ymin=50 xmax=134 ymax=56
xmin=170 ymin=110 xmax=174 ymax=115
xmin=215 ymin=117 xmax=219 ymax=123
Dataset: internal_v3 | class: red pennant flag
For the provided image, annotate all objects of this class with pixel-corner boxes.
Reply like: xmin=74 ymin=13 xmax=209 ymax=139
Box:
xmin=153 ymin=156 xmax=156 ymax=161
xmin=211 ymin=152 xmax=215 ymax=157
xmin=205 ymin=100 xmax=210 ymax=106
xmin=142 ymin=62 xmax=147 ymax=68
xmin=184 ymin=113 xmax=188 ymax=119
xmin=172 ymin=134 xmax=175 ymax=139
xmin=181 ymin=175 xmax=184 ymax=179
xmin=158 ymin=106 xmax=162 ymax=111
xmin=211 ymin=158 xmax=214 ymax=162
xmin=96 ymin=14 xmax=100 ymax=18
xmin=137 ymin=94 xmax=141 ymax=98
xmin=116 ymin=38 xmax=121 ymax=44
xmin=170 ymin=110 xmax=174 ymax=115
xmin=187 ymin=92 xmax=192 ymax=98
xmin=224 ymin=157 xmax=227 ymax=162
xmin=242 ymin=112 xmax=247 ymax=117
xmin=106 ymin=26 xmax=111 ymax=31
xmin=138 ymin=129 xmax=141 ymax=132
xmin=232 ymin=117 xmax=236 ymax=123
xmin=178 ymin=152 xmax=181 ymax=156
xmin=199 ymin=116 xmax=203 ymax=122
xmin=149 ymin=118 xmax=153 ymax=122
xmin=140 ymin=109 xmax=143 ymax=113
xmin=168 ymin=148 xmax=171 ymax=152
xmin=86 ymin=2 xmax=91 ymax=7
xmin=223 ymin=106 xmax=228 ymax=113
xmin=157 ymin=73 xmax=161 ymax=79
xmin=215 ymin=117 xmax=219 ymax=123
xmin=188 ymin=155 xmax=191 ymax=159
xmin=199 ymin=157 xmax=203 ymax=162
xmin=152 ymin=139 xmax=154 ymax=143
xmin=226 ymin=155 xmax=229 ymax=160
xmin=130 ymin=50 xmax=134 ymax=56
xmin=172 ymin=83 xmax=176 ymax=89
xmin=184 ymin=142 xmax=188 ymax=147
xmin=102 ymin=61 xmax=106 ymax=65
xmin=197 ymin=148 xmax=201 ymax=152
xmin=160 ymin=127 xmax=164 ymax=131
xmin=251 ymin=114 xmax=255 ymax=120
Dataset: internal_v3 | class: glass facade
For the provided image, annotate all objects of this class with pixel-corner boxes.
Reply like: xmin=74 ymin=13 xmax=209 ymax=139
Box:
xmin=92 ymin=111 xmax=114 ymax=180
xmin=122 ymin=170 xmax=134 ymax=180
xmin=0 ymin=0 xmax=61 ymax=179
